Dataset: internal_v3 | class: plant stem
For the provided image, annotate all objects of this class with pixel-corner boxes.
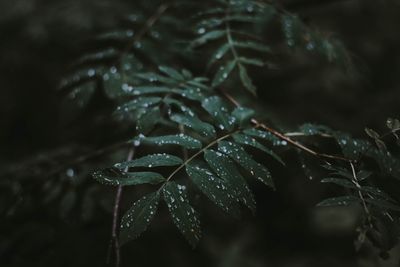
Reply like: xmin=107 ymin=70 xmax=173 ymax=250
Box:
xmin=220 ymin=89 xmax=354 ymax=163
xmin=349 ymin=162 xmax=373 ymax=228
xmin=158 ymin=131 xmax=239 ymax=192
xmin=109 ymin=148 xmax=134 ymax=267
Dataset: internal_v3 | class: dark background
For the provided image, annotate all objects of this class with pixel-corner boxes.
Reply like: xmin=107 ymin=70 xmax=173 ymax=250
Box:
xmin=0 ymin=0 xmax=399 ymax=266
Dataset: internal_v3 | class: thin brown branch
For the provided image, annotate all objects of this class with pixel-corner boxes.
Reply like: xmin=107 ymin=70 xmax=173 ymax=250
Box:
xmin=349 ymin=162 xmax=373 ymax=228
xmin=108 ymin=148 xmax=135 ymax=267
xmin=220 ymin=89 xmax=354 ymax=163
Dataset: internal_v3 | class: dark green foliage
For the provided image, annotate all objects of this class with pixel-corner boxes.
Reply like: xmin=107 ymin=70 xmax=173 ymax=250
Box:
xmin=13 ymin=0 xmax=398 ymax=263
xmin=120 ymin=191 xmax=160 ymax=244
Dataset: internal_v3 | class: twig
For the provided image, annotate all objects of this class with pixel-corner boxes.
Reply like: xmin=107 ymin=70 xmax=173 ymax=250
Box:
xmin=221 ymin=89 xmax=354 ymax=163
xmin=108 ymin=148 xmax=135 ymax=267
xmin=349 ymin=162 xmax=373 ymax=228
xmin=46 ymin=140 xmax=130 ymax=178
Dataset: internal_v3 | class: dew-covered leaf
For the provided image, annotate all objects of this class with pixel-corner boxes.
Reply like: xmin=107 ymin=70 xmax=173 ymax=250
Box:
xmin=137 ymin=134 xmax=202 ymax=149
xmin=242 ymin=128 xmax=282 ymax=145
xmin=204 ymin=150 xmax=256 ymax=213
xmin=317 ymin=196 xmax=359 ymax=207
xmin=135 ymin=72 xmax=176 ymax=84
xmin=115 ymin=97 xmax=162 ymax=113
xmin=233 ymin=133 xmax=285 ymax=165
xmin=212 ymin=59 xmax=237 ymax=87
xmin=202 ymin=96 xmax=236 ymax=131
xmin=93 ymin=169 xmax=164 ymax=186
xmin=232 ymin=107 xmax=255 ymax=128
xmin=190 ymin=30 xmax=226 ymax=48
xmin=218 ymin=140 xmax=274 ymax=188
xmin=136 ymin=106 xmax=161 ymax=134
xmin=163 ymin=182 xmax=201 ymax=247
xmin=186 ymin=164 xmax=240 ymax=217
xmin=76 ymin=48 xmax=118 ymax=65
xmin=126 ymin=86 xmax=176 ymax=96
xmin=163 ymin=98 xmax=196 ymax=116
xmin=114 ymin=154 xmax=183 ymax=169
xmin=120 ymin=192 xmax=160 ymax=244
xmin=208 ymin=43 xmax=230 ymax=67
xmin=170 ymin=113 xmax=216 ymax=138
xmin=281 ymin=14 xmax=304 ymax=48
xmin=103 ymin=67 xmax=124 ymax=98
xmin=180 ymin=87 xmax=207 ymax=101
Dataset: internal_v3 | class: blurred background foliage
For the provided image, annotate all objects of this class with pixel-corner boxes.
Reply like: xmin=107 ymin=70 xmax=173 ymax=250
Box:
xmin=1 ymin=0 xmax=400 ymax=266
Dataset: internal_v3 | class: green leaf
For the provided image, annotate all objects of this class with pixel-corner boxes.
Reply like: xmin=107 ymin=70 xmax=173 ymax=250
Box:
xmin=126 ymin=86 xmax=176 ymax=96
xmin=238 ymin=64 xmax=257 ymax=94
xmin=76 ymin=48 xmax=118 ymax=64
xmin=115 ymin=154 xmax=183 ymax=169
xmin=163 ymin=98 xmax=195 ymax=116
xmin=299 ymin=123 xmax=332 ymax=136
xmin=317 ymin=196 xmax=359 ymax=207
xmin=233 ymin=41 xmax=271 ymax=52
xmin=231 ymin=107 xmax=255 ymax=128
xmin=201 ymin=96 xmax=236 ymax=131
xmin=190 ymin=30 xmax=226 ymax=48
xmin=225 ymin=15 xmax=261 ymax=23
xmin=204 ymin=150 xmax=256 ymax=213
xmin=208 ymin=43 xmax=230 ymax=67
xmin=170 ymin=113 xmax=216 ymax=138
xmin=93 ymin=170 xmax=165 ymax=186
xmin=365 ymin=128 xmax=380 ymax=139
xmin=238 ymin=57 xmax=264 ymax=66
xmin=196 ymin=17 xmax=223 ymax=29
xmin=135 ymin=72 xmax=176 ymax=84
xmin=163 ymin=182 xmax=201 ymax=247
xmin=357 ymin=170 xmax=372 ymax=181
xmin=103 ymin=68 xmax=124 ymax=98
xmin=136 ymin=106 xmax=161 ymax=134
xmin=116 ymin=97 xmax=162 ymax=113
xmin=282 ymin=14 xmax=304 ymax=47
xmin=361 ymin=186 xmax=395 ymax=201
xmin=121 ymin=54 xmax=143 ymax=73
xmin=120 ymin=192 xmax=160 ymax=244
xmin=186 ymin=164 xmax=240 ymax=217
xmin=96 ymin=30 xmax=134 ymax=41
xmin=320 ymin=177 xmax=354 ymax=188
xmin=181 ymin=69 xmax=193 ymax=79
xmin=218 ymin=141 xmax=274 ymax=188
xmin=212 ymin=59 xmax=237 ymax=87
xmin=242 ymin=128 xmax=282 ymax=145
xmin=233 ymin=133 xmax=285 ymax=165
xmin=159 ymin=66 xmax=184 ymax=80
xmin=180 ymin=87 xmax=206 ymax=101
xmin=137 ymin=134 xmax=202 ymax=149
